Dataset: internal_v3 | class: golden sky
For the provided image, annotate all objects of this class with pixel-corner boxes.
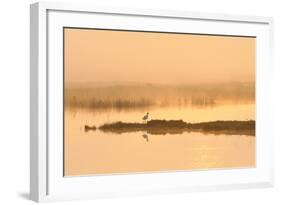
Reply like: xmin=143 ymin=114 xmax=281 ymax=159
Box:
xmin=64 ymin=28 xmax=255 ymax=84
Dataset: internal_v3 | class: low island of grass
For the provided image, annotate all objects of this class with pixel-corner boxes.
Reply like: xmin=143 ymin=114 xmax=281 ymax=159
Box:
xmin=85 ymin=120 xmax=255 ymax=136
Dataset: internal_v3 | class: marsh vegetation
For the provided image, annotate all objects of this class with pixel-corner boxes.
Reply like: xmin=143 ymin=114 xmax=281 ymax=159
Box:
xmin=64 ymin=82 xmax=256 ymax=175
xmin=85 ymin=120 xmax=255 ymax=136
xmin=65 ymin=82 xmax=255 ymax=111
xmin=63 ymin=28 xmax=256 ymax=175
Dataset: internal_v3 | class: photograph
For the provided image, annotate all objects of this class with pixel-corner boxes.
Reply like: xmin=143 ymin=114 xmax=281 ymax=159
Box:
xmin=63 ymin=28 xmax=256 ymax=176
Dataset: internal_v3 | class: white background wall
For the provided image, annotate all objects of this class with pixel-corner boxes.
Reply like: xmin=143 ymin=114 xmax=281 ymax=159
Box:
xmin=0 ymin=0 xmax=280 ymax=204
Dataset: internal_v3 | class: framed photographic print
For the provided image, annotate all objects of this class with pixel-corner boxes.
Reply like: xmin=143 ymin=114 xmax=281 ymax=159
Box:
xmin=30 ymin=2 xmax=274 ymax=202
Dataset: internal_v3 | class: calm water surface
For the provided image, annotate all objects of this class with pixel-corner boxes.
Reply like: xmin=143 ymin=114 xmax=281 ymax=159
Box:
xmin=64 ymin=104 xmax=255 ymax=176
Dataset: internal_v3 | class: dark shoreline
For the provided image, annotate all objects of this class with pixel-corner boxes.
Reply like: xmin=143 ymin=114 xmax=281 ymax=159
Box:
xmin=85 ymin=120 xmax=255 ymax=136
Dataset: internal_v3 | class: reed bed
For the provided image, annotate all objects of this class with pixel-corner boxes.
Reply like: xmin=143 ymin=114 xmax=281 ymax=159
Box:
xmin=65 ymin=83 xmax=255 ymax=111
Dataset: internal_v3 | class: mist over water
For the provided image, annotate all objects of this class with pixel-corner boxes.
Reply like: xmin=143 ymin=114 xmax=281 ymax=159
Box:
xmin=64 ymin=83 xmax=255 ymax=176
xmin=65 ymin=82 xmax=255 ymax=112
xmin=63 ymin=29 xmax=256 ymax=176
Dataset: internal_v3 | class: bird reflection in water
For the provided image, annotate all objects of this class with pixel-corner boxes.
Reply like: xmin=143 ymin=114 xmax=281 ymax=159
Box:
xmin=142 ymin=112 xmax=149 ymax=142
xmin=142 ymin=133 xmax=149 ymax=142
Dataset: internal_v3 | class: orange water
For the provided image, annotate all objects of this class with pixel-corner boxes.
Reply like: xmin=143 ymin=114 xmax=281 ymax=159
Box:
xmin=64 ymin=103 xmax=255 ymax=176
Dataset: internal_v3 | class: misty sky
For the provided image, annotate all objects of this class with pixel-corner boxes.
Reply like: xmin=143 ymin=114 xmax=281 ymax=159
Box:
xmin=64 ymin=28 xmax=255 ymax=85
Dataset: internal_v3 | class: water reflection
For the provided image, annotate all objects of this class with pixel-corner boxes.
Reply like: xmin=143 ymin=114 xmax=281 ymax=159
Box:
xmin=142 ymin=133 xmax=149 ymax=142
xmin=64 ymin=102 xmax=255 ymax=176
xmin=64 ymin=82 xmax=255 ymax=175
xmin=65 ymin=83 xmax=255 ymax=113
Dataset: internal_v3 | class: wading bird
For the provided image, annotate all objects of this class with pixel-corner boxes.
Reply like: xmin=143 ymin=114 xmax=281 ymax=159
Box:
xmin=142 ymin=112 xmax=149 ymax=123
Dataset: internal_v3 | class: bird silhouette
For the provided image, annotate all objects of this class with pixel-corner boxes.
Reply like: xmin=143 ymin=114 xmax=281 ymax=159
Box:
xmin=142 ymin=112 xmax=149 ymax=123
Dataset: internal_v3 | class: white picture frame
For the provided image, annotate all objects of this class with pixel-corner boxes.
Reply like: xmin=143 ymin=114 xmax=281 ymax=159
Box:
xmin=30 ymin=1 xmax=274 ymax=202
